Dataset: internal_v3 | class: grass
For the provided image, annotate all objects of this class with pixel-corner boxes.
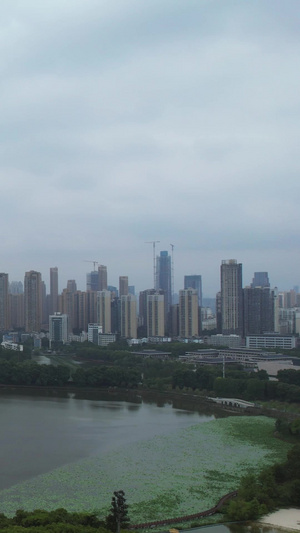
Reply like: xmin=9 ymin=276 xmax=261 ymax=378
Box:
xmin=0 ymin=416 xmax=291 ymax=523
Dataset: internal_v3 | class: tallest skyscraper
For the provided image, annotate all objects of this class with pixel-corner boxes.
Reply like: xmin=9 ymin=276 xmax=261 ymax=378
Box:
xmin=156 ymin=251 xmax=172 ymax=331
xmin=220 ymin=259 xmax=243 ymax=335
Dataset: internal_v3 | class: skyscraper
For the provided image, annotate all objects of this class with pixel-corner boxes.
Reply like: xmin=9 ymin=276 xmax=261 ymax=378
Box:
xmin=50 ymin=267 xmax=58 ymax=315
xmin=97 ymin=290 xmax=112 ymax=333
xmin=220 ymin=259 xmax=243 ymax=335
xmin=156 ymin=251 xmax=172 ymax=330
xmin=120 ymin=294 xmax=137 ymax=338
xmin=24 ymin=270 xmax=42 ymax=333
xmin=179 ymin=288 xmax=199 ymax=338
xmin=147 ymin=293 xmax=165 ymax=337
xmin=184 ymin=275 xmax=202 ymax=307
xmin=243 ymin=286 xmax=275 ymax=335
xmin=98 ymin=265 xmax=108 ymax=291
xmin=86 ymin=271 xmax=99 ymax=292
xmin=119 ymin=276 xmax=129 ymax=297
xmin=0 ymin=273 xmax=9 ymax=331
xmin=251 ymin=272 xmax=270 ymax=288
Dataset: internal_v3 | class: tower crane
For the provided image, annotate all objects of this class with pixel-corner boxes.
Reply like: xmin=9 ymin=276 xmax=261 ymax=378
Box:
xmin=83 ymin=260 xmax=98 ymax=271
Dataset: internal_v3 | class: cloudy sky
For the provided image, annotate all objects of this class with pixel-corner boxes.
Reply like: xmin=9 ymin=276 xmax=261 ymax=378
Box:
xmin=1 ymin=0 xmax=300 ymax=296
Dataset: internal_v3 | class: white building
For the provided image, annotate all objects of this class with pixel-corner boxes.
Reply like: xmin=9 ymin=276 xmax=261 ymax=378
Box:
xmin=246 ymin=334 xmax=296 ymax=350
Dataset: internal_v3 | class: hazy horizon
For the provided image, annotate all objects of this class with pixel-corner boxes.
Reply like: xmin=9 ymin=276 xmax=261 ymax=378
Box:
xmin=1 ymin=1 xmax=299 ymax=296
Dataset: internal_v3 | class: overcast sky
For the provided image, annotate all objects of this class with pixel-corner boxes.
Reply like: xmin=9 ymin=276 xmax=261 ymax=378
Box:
xmin=1 ymin=0 xmax=300 ymax=296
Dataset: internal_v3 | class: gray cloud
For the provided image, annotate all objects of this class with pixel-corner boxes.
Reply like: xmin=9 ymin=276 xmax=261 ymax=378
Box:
xmin=0 ymin=0 xmax=299 ymax=295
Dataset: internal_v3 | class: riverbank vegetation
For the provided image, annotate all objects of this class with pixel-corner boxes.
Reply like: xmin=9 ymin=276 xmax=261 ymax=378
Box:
xmin=2 ymin=350 xmax=300 ymax=408
xmin=224 ymin=443 xmax=300 ymax=521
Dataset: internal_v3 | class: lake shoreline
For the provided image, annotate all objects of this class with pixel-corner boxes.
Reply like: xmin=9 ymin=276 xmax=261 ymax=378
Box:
xmin=258 ymin=509 xmax=300 ymax=531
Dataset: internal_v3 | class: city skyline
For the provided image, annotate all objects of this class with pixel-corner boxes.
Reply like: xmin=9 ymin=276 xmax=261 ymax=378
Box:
xmin=2 ymin=258 xmax=300 ymax=299
xmin=1 ymin=1 xmax=300 ymax=294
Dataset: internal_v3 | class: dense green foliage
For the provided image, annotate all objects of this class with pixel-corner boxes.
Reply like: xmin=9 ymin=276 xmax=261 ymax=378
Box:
xmin=225 ymin=443 xmax=300 ymax=520
xmin=3 ymin=339 xmax=300 ymax=403
xmin=105 ymin=491 xmax=130 ymax=533
xmin=0 ymin=508 xmax=111 ymax=532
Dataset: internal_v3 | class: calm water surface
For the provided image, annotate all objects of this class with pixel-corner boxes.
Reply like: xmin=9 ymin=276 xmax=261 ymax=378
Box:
xmin=0 ymin=389 xmax=215 ymax=490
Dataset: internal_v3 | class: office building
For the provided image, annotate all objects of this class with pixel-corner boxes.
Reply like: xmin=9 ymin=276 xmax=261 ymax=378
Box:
xmin=179 ymin=288 xmax=199 ymax=338
xmin=121 ymin=294 xmax=137 ymax=338
xmin=88 ymin=323 xmax=102 ymax=344
xmin=156 ymin=251 xmax=172 ymax=330
xmin=184 ymin=275 xmax=202 ymax=307
xmin=0 ymin=273 xmax=9 ymax=331
xmin=147 ymin=293 xmax=165 ymax=337
xmin=243 ymin=286 xmax=275 ymax=336
xmin=220 ymin=260 xmax=243 ymax=335
xmin=97 ymin=290 xmax=112 ymax=333
xmin=119 ymin=276 xmax=129 ymax=297
xmin=246 ymin=334 xmax=296 ymax=350
xmin=49 ymin=312 xmax=68 ymax=347
xmin=49 ymin=267 xmax=58 ymax=315
xmin=24 ymin=271 xmax=42 ymax=333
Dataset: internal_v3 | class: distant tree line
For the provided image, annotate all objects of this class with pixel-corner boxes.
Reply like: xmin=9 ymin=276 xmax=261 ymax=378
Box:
xmin=0 ymin=490 xmax=130 ymax=532
xmin=3 ymin=340 xmax=300 ymax=403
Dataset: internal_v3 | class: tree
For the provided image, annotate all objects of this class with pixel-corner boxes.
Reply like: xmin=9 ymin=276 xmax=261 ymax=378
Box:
xmin=106 ymin=491 xmax=130 ymax=533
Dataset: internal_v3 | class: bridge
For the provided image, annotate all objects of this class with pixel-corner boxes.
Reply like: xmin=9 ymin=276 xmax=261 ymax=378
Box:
xmin=207 ymin=397 xmax=255 ymax=408
xmin=130 ymin=490 xmax=237 ymax=529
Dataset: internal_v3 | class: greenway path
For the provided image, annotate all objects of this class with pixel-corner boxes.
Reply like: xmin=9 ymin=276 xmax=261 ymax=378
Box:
xmin=130 ymin=490 xmax=238 ymax=529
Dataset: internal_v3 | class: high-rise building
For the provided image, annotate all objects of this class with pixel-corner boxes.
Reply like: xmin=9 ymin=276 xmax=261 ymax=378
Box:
xmin=50 ymin=267 xmax=58 ymax=315
xmin=67 ymin=280 xmax=77 ymax=293
xmin=49 ymin=312 xmax=68 ymax=347
xmin=251 ymin=272 xmax=270 ymax=288
xmin=9 ymin=293 xmax=24 ymax=329
xmin=243 ymin=286 xmax=275 ymax=336
xmin=139 ymin=288 xmax=163 ymax=336
xmin=59 ymin=288 xmax=74 ymax=334
xmin=24 ymin=270 xmax=42 ymax=333
xmin=98 ymin=265 xmax=108 ymax=291
xmin=9 ymin=281 xmax=23 ymax=294
xmin=220 ymin=260 xmax=243 ymax=335
xmin=184 ymin=275 xmax=202 ymax=307
xmin=119 ymin=276 xmax=129 ymax=297
xmin=120 ymin=294 xmax=137 ymax=338
xmin=179 ymin=288 xmax=199 ymax=338
xmin=147 ymin=293 xmax=165 ymax=337
xmin=156 ymin=251 xmax=172 ymax=330
xmin=0 ymin=273 xmax=9 ymax=331
xmin=73 ymin=291 xmax=87 ymax=332
xmin=86 ymin=271 xmax=99 ymax=292
xmin=97 ymin=290 xmax=112 ymax=333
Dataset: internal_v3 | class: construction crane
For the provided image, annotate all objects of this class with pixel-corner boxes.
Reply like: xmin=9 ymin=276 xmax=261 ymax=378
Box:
xmin=145 ymin=241 xmax=160 ymax=289
xmin=170 ymin=244 xmax=174 ymax=305
xmin=83 ymin=260 xmax=98 ymax=271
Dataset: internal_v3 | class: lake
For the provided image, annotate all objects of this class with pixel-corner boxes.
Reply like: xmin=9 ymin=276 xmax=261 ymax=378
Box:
xmin=0 ymin=389 xmax=215 ymax=491
xmin=0 ymin=389 xmax=292 ymax=529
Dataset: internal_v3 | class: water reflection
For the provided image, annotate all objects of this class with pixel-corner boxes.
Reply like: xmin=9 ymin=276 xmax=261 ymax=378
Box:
xmin=0 ymin=389 xmax=215 ymax=490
